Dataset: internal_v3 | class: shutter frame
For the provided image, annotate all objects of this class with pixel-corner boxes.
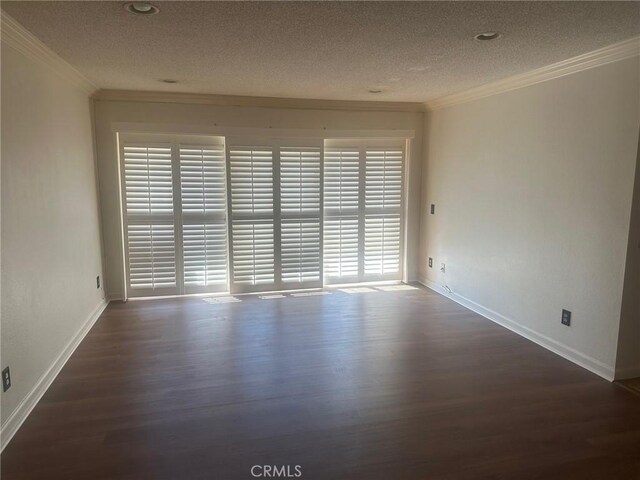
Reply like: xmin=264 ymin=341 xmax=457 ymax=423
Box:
xmin=323 ymin=141 xmax=405 ymax=284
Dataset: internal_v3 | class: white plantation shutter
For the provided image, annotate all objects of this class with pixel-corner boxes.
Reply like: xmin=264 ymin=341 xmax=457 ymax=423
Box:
xmin=323 ymin=217 xmax=359 ymax=278
xmin=180 ymin=145 xmax=226 ymax=215
xmin=120 ymin=134 xmax=406 ymax=297
xmin=127 ymin=223 xmax=176 ymax=289
xmin=179 ymin=145 xmax=228 ymax=292
xmin=123 ymin=145 xmax=173 ymax=215
xmin=120 ymin=136 xmax=228 ymax=298
xmin=323 ymin=147 xmax=360 ymax=283
xmin=280 ymin=146 xmax=322 ymax=285
xmin=231 ymin=221 xmax=275 ymax=286
xmin=324 ymin=141 xmax=405 ymax=283
xmin=364 ymin=215 xmax=401 ymax=275
xmin=323 ymin=148 xmax=359 ymax=212
xmin=364 ymin=148 xmax=403 ymax=277
xmin=122 ymin=144 xmax=178 ymax=295
xmin=228 ymin=145 xmax=276 ymax=291
xmin=365 ymin=148 xmax=403 ymax=210
xmin=182 ymin=224 xmax=227 ymax=287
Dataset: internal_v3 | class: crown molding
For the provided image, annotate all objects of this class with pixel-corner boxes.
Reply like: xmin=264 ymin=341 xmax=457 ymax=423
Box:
xmin=93 ymin=89 xmax=427 ymax=113
xmin=1 ymin=11 xmax=97 ymax=95
xmin=426 ymin=36 xmax=640 ymax=111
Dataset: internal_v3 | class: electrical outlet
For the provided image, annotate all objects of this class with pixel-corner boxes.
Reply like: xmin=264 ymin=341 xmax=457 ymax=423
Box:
xmin=428 ymin=257 xmax=433 ymax=268
xmin=440 ymin=263 xmax=446 ymax=273
xmin=561 ymin=309 xmax=571 ymax=326
xmin=96 ymin=275 xmax=100 ymax=289
xmin=430 ymin=204 xmax=435 ymax=215
xmin=2 ymin=367 xmax=11 ymax=392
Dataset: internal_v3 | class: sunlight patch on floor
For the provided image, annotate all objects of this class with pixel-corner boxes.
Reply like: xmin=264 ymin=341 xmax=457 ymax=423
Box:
xmin=340 ymin=287 xmax=377 ymax=294
xmin=203 ymin=296 xmax=241 ymax=304
xmin=290 ymin=291 xmax=331 ymax=297
xmin=377 ymin=285 xmax=419 ymax=291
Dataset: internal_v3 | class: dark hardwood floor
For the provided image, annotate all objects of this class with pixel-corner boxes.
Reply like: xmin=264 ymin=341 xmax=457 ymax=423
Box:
xmin=2 ymin=285 xmax=639 ymax=480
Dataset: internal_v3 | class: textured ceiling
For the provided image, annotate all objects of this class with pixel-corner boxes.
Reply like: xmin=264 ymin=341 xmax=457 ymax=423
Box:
xmin=2 ymin=1 xmax=639 ymax=102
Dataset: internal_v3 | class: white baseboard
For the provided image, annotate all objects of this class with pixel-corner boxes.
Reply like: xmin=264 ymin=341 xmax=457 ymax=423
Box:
xmin=615 ymin=365 xmax=640 ymax=380
xmin=1 ymin=299 xmax=109 ymax=452
xmin=418 ymin=277 xmax=616 ymax=382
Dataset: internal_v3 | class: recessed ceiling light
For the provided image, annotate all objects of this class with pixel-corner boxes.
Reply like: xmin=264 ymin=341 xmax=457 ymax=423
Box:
xmin=160 ymin=79 xmax=178 ymax=84
xmin=368 ymin=89 xmax=383 ymax=94
xmin=475 ymin=32 xmax=501 ymax=41
xmin=124 ymin=2 xmax=159 ymax=15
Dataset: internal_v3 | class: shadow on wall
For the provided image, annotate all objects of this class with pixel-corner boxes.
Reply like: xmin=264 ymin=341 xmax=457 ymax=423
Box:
xmin=616 ymin=129 xmax=640 ymax=380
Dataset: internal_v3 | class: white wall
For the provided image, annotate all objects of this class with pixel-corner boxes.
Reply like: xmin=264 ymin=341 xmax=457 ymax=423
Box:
xmin=420 ymin=57 xmax=640 ymax=379
xmin=1 ymin=42 xmax=104 ymax=426
xmin=93 ymin=100 xmax=424 ymax=299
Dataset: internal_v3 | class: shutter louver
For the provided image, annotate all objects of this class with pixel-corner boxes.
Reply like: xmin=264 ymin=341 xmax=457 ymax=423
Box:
xmin=365 ymin=149 xmax=403 ymax=210
xmin=180 ymin=146 xmax=226 ymax=215
xmin=231 ymin=221 xmax=274 ymax=285
xmin=127 ymin=224 xmax=176 ymax=289
xmin=123 ymin=144 xmax=177 ymax=293
xmin=229 ymin=147 xmax=273 ymax=215
xmin=364 ymin=148 xmax=403 ymax=278
xmin=124 ymin=146 xmax=173 ymax=215
xmin=323 ymin=143 xmax=404 ymax=283
xmin=323 ymin=147 xmax=360 ymax=282
xmin=228 ymin=146 xmax=275 ymax=290
xmin=364 ymin=215 xmax=401 ymax=274
xmin=324 ymin=148 xmax=359 ymax=213
xmin=323 ymin=217 xmax=359 ymax=278
xmin=280 ymin=147 xmax=322 ymax=285
xmin=179 ymin=145 xmax=228 ymax=291
xmin=183 ymin=224 xmax=228 ymax=286
xmin=280 ymin=147 xmax=321 ymax=214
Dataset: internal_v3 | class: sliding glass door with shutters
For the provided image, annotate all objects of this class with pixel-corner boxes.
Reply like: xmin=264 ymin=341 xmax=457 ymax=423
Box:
xmin=120 ymin=134 xmax=229 ymax=298
xmin=179 ymin=143 xmax=228 ymax=293
xmin=122 ymin=141 xmax=177 ymax=296
xmin=226 ymin=139 xmax=323 ymax=293
xmin=226 ymin=144 xmax=275 ymax=293
xmin=120 ymin=133 xmax=405 ymax=298
xmin=279 ymin=145 xmax=322 ymax=289
xmin=323 ymin=139 xmax=405 ymax=284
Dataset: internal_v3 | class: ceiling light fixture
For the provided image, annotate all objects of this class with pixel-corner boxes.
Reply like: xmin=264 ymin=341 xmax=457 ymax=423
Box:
xmin=475 ymin=32 xmax=501 ymax=41
xmin=124 ymin=2 xmax=159 ymax=15
xmin=368 ymin=89 xmax=383 ymax=94
xmin=160 ymin=79 xmax=178 ymax=84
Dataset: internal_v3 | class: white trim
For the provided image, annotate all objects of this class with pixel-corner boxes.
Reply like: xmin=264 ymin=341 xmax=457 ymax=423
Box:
xmin=94 ymin=89 xmax=426 ymax=113
xmin=401 ymin=138 xmax=411 ymax=283
xmin=0 ymin=11 xmax=97 ymax=95
xmin=418 ymin=277 xmax=616 ymax=381
xmin=426 ymin=36 xmax=640 ymax=110
xmin=615 ymin=365 xmax=640 ymax=381
xmin=0 ymin=300 xmax=109 ymax=452
xmin=111 ymin=122 xmax=416 ymax=140
xmin=107 ymin=293 xmax=125 ymax=302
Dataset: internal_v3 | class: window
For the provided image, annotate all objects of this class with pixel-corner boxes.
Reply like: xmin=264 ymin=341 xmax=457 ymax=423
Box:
xmin=280 ymin=146 xmax=322 ymax=286
xmin=120 ymin=134 xmax=228 ymax=297
xmin=226 ymin=140 xmax=323 ymax=293
xmin=364 ymin=147 xmax=403 ymax=278
xmin=180 ymin=144 xmax=228 ymax=293
xmin=119 ymin=133 xmax=406 ymax=298
xmin=227 ymin=145 xmax=275 ymax=292
xmin=122 ymin=143 xmax=177 ymax=296
xmin=323 ymin=140 xmax=404 ymax=284
xmin=323 ymin=147 xmax=360 ymax=282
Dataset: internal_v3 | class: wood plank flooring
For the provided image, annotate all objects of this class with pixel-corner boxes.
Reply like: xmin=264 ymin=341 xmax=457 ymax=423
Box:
xmin=2 ymin=285 xmax=639 ymax=479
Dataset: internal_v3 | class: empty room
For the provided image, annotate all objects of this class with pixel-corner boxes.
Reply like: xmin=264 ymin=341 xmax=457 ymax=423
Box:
xmin=1 ymin=1 xmax=639 ymax=479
